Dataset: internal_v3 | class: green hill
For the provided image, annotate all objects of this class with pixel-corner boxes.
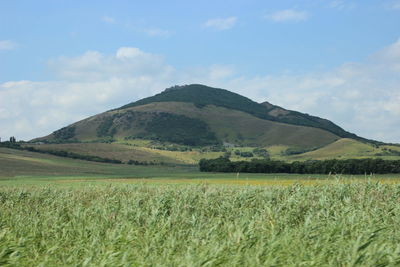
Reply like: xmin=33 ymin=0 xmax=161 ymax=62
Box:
xmin=31 ymin=83 xmax=395 ymax=165
xmin=118 ymin=84 xmax=369 ymax=141
xmin=128 ymin=102 xmax=338 ymax=147
xmin=36 ymin=84 xmax=359 ymax=148
xmin=36 ymin=102 xmax=340 ymax=148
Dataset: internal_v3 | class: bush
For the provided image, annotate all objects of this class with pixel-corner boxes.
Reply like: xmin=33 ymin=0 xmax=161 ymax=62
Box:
xmin=53 ymin=126 xmax=76 ymax=140
xmin=96 ymin=117 xmax=116 ymax=137
xmin=199 ymin=157 xmax=400 ymax=174
xmin=140 ymin=112 xmax=219 ymax=146
xmin=253 ymin=148 xmax=269 ymax=158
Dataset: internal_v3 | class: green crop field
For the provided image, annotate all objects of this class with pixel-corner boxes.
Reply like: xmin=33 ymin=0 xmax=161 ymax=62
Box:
xmin=286 ymin=138 xmax=400 ymax=161
xmin=24 ymin=143 xmax=187 ymax=164
xmin=1 ymin=182 xmax=400 ymax=266
xmin=2 ymin=146 xmax=400 ymax=183
xmin=22 ymin=138 xmax=400 ymax=168
xmin=2 ymin=146 xmax=400 ymax=266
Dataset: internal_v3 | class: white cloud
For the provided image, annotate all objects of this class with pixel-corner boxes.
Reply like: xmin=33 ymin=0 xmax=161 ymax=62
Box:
xmin=101 ymin=17 xmax=170 ymax=38
xmin=1 ymin=40 xmax=400 ymax=143
xmin=116 ymin=47 xmax=145 ymax=59
xmin=143 ymin=28 xmax=171 ymax=38
xmin=0 ymin=40 xmax=18 ymax=50
xmin=265 ymin=9 xmax=309 ymax=22
xmin=102 ymin=16 xmax=115 ymax=24
xmin=329 ymin=1 xmax=356 ymax=10
xmin=390 ymin=1 xmax=400 ymax=9
xmin=374 ymin=38 xmax=400 ymax=59
xmin=204 ymin=17 xmax=237 ymax=31
xmin=48 ymin=48 xmax=172 ymax=82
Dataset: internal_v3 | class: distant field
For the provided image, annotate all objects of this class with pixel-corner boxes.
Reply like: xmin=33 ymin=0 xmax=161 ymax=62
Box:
xmin=24 ymin=143 xmax=186 ymax=164
xmin=2 ymin=144 xmax=400 ymax=265
xmin=22 ymin=138 xmax=400 ymax=168
xmin=0 ymin=147 xmax=197 ymax=180
xmin=2 ymin=147 xmax=400 ymax=187
xmin=286 ymin=138 xmax=400 ymax=161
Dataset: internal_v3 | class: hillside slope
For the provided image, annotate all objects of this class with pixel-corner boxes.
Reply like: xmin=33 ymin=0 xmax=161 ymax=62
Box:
xmin=0 ymin=147 xmax=132 ymax=178
xmin=286 ymin=139 xmax=400 ymax=161
xmin=35 ymin=84 xmax=378 ymax=150
xmin=118 ymin=84 xmax=366 ymax=141
xmin=129 ymin=102 xmax=339 ymax=147
xmin=0 ymin=147 xmax=198 ymax=179
xmin=37 ymin=102 xmax=339 ymax=148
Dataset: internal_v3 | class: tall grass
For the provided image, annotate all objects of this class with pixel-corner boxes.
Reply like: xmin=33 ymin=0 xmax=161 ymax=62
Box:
xmin=1 ymin=182 xmax=400 ymax=266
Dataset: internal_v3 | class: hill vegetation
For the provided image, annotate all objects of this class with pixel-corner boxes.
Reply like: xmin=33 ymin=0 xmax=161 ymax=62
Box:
xmin=24 ymin=143 xmax=186 ymax=165
xmin=118 ymin=84 xmax=369 ymax=141
xmin=30 ymin=84 xmax=398 ymax=165
xmin=37 ymin=104 xmax=340 ymax=149
xmin=199 ymin=157 xmax=400 ymax=174
xmin=136 ymin=112 xmax=219 ymax=146
xmin=130 ymin=102 xmax=339 ymax=148
xmin=53 ymin=126 xmax=76 ymax=141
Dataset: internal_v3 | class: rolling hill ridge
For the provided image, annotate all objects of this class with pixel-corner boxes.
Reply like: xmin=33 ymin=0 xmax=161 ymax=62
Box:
xmin=34 ymin=84 xmax=374 ymax=149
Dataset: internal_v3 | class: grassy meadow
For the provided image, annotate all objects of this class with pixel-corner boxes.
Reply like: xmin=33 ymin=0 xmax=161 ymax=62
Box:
xmin=23 ymin=138 xmax=400 ymax=168
xmin=1 ymin=182 xmax=400 ymax=266
xmin=2 ymin=146 xmax=400 ymax=184
xmin=2 ymin=146 xmax=400 ymax=266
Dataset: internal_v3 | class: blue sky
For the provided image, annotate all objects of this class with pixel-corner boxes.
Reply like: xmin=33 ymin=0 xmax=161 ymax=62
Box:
xmin=1 ymin=0 xmax=400 ymax=142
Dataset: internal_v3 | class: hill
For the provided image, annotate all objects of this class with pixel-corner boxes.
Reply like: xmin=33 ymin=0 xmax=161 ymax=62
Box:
xmin=118 ymin=84 xmax=368 ymax=141
xmin=30 ymin=83 xmax=398 ymax=165
xmin=35 ymin=84 xmax=360 ymax=148
xmin=36 ymin=103 xmax=339 ymax=148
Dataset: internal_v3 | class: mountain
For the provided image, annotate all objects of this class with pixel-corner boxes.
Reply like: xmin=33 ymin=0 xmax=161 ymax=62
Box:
xmin=117 ymin=84 xmax=365 ymax=141
xmin=34 ymin=84 xmax=372 ymax=149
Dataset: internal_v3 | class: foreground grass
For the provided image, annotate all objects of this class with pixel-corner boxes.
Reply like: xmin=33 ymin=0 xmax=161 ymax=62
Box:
xmin=1 ymin=183 xmax=400 ymax=266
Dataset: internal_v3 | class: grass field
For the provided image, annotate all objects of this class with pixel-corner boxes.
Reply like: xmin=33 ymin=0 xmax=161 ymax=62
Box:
xmin=2 ymin=146 xmax=400 ymax=265
xmin=2 ymin=146 xmax=400 ymax=183
xmin=286 ymin=138 xmax=400 ymax=161
xmin=24 ymin=138 xmax=400 ymax=168
xmin=1 ymin=182 xmax=400 ymax=266
xmin=25 ymin=143 xmax=186 ymax=164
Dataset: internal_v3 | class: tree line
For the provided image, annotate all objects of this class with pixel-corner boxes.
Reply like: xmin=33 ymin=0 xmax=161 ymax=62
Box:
xmin=199 ymin=157 xmax=400 ymax=174
xmin=0 ymin=141 xmax=172 ymax=166
xmin=1 ymin=142 xmax=124 ymax=165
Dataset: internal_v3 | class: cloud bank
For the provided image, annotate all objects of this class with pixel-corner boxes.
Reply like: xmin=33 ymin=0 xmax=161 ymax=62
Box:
xmin=1 ymin=40 xmax=400 ymax=143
